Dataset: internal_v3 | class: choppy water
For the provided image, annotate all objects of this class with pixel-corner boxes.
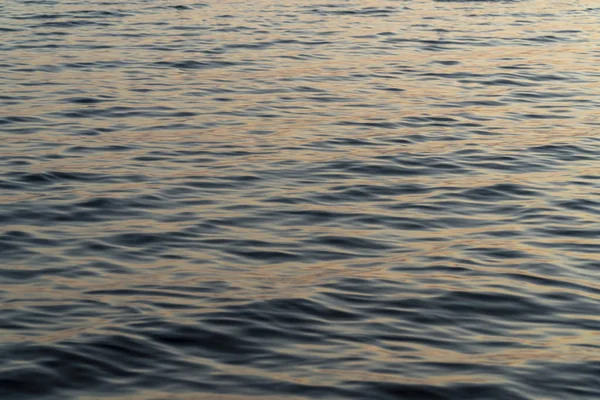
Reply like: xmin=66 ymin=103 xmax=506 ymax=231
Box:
xmin=2 ymin=0 xmax=600 ymax=398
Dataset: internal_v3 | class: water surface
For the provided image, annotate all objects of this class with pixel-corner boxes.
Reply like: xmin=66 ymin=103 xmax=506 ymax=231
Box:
xmin=1 ymin=0 xmax=600 ymax=399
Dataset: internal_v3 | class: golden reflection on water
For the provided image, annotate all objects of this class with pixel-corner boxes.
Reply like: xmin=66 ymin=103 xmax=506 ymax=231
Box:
xmin=3 ymin=0 xmax=600 ymax=396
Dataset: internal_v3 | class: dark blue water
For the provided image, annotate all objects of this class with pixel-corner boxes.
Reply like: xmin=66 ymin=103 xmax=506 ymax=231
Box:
xmin=2 ymin=0 xmax=600 ymax=399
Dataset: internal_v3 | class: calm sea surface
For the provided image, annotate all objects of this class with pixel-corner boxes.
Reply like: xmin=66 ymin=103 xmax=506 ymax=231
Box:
xmin=2 ymin=0 xmax=600 ymax=399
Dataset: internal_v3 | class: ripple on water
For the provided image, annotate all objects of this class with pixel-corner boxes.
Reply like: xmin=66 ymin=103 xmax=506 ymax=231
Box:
xmin=2 ymin=0 xmax=600 ymax=399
